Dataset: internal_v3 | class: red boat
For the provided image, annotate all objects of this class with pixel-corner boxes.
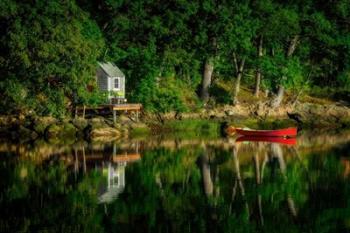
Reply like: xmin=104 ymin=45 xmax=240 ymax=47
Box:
xmin=236 ymin=136 xmax=297 ymax=145
xmin=226 ymin=126 xmax=297 ymax=137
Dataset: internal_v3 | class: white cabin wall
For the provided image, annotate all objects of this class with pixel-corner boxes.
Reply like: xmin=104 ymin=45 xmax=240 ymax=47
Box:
xmin=121 ymin=77 xmax=125 ymax=96
xmin=96 ymin=68 xmax=108 ymax=91
xmin=107 ymin=77 xmax=126 ymax=99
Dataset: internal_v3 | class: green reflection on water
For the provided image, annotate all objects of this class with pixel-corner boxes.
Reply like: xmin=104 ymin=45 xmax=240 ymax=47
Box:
xmin=1 ymin=133 xmax=350 ymax=233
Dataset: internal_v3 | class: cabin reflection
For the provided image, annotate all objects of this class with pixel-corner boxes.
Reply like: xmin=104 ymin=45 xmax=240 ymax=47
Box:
xmin=98 ymin=161 xmax=126 ymax=203
xmin=70 ymin=142 xmax=141 ymax=203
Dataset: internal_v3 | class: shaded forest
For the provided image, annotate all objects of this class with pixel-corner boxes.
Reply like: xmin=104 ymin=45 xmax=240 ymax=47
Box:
xmin=0 ymin=0 xmax=349 ymax=116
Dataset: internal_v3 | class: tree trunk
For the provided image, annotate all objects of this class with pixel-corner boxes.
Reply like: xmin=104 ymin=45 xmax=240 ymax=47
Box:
xmin=287 ymin=35 xmax=299 ymax=57
xmin=82 ymin=105 xmax=86 ymax=119
xmin=271 ymin=35 xmax=299 ymax=108
xmin=233 ymin=72 xmax=242 ymax=105
xmin=255 ymin=72 xmax=261 ymax=97
xmin=199 ymin=149 xmax=213 ymax=197
xmin=254 ymin=36 xmax=263 ymax=97
xmin=253 ymin=152 xmax=261 ymax=185
xmin=271 ymin=143 xmax=298 ymax=218
xmin=271 ymin=85 xmax=285 ymax=108
xmin=232 ymin=145 xmax=249 ymax=217
xmin=200 ymin=58 xmax=214 ymax=103
xmin=233 ymin=57 xmax=245 ymax=105
xmin=74 ymin=106 xmax=78 ymax=119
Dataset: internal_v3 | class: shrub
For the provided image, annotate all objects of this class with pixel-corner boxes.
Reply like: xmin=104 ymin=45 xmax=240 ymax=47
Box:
xmin=133 ymin=76 xmax=199 ymax=113
xmin=209 ymin=82 xmax=232 ymax=104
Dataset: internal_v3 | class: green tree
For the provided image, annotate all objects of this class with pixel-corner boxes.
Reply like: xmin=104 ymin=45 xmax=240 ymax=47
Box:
xmin=0 ymin=0 xmax=104 ymax=116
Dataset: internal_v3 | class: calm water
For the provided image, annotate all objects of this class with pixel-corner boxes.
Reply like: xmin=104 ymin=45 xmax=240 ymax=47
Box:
xmin=1 ymin=131 xmax=350 ymax=233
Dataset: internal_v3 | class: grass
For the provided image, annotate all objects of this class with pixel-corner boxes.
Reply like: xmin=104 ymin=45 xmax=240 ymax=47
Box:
xmin=129 ymin=125 xmax=151 ymax=137
xmin=151 ymin=119 xmax=222 ymax=139
xmin=228 ymin=117 xmax=297 ymax=130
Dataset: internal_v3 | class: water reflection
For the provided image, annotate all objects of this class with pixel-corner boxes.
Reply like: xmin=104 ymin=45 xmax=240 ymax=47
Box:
xmin=98 ymin=162 xmax=126 ymax=203
xmin=0 ymin=131 xmax=350 ymax=232
xmin=69 ymin=143 xmax=141 ymax=203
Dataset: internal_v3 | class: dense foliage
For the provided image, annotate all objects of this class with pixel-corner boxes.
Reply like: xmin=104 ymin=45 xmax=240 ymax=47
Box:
xmin=0 ymin=0 xmax=349 ymax=115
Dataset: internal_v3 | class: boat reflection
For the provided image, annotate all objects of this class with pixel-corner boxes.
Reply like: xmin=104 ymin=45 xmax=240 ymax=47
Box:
xmin=236 ymin=136 xmax=297 ymax=145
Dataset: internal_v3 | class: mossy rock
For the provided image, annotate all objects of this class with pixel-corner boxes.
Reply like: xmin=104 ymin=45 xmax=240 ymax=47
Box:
xmin=45 ymin=122 xmax=77 ymax=139
xmin=61 ymin=122 xmax=77 ymax=138
xmin=45 ymin=124 xmax=62 ymax=138
xmin=85 ymin=117 xmax=121 ymax=140
xmin=89 ymin=117 xmax=108 ymax=128
xmin=33 ymin=117 xmax=58 ymax=135
xmin=89 ymin=127 xmax=121 ymax=141
xmin=118 ymin=115 xmax=132 ymax=124
xmin=18 ymin=126 xmax=38 ymax=139
xmin=0 ymin=116 xmax=9 ymax=126
xmin=71 ymin=118 xmax=88 ymax=130
xmin=340 ymin=119 xmax=350 ymax=129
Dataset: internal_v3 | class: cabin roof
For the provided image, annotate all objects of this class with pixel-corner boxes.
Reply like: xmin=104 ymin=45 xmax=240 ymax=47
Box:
xmin=98 ymin=62 xmax=125 ymax=78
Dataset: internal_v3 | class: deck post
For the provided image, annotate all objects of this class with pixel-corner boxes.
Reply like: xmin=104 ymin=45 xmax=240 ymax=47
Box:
xmin=136 ymin=111 xmax=139 ymax=122
xmin=74 ymin=106 xmax=78 ymax=119
xmin=82 ymin=105 xmax=86 ymax=119
xmin=113 ymin=110 xmax=117 ymax=124
xmin=82 ymin=146 xmax=86 ymax=174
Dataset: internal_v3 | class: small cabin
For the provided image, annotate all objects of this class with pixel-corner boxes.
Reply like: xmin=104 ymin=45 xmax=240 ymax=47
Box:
xmin=97 ymin=62 xmax=126 ymax=103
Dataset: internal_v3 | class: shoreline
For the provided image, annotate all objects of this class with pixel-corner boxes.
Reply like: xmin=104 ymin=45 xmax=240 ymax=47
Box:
xmin=0 ymin=101 xmax=350 ymax=142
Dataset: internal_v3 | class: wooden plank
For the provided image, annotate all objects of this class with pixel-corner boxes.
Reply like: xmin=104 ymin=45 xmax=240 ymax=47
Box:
xmin=111 ymin=104 xmax=142 ymax=111
xmin=112 ymin=153 xmax=141 ymax=163
xmin=73 ymin=153 xmax=141 ymax=162
xmin=76 ymin=106 xmax=106 ymax=110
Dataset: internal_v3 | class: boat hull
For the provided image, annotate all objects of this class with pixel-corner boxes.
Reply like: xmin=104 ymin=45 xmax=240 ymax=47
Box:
xmin=231 ymin=127 xmax=297 ymax=137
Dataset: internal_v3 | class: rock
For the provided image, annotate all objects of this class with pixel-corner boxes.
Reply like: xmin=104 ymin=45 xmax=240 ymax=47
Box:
xmin=0 ymin=116 xmax=9 ymax=126
xmin=45 ymin=124 xmax=62 ymax=138
xmin=89 ymin=116 xmax=111 ymax=128
xmin=61 ymin=122 xmax=77 ymax=138
xmin=162 ymin=112 xmax=176 ymax=120
xmin=18 ymin=126 xmax=38 ymax=139
xmin=0 ymin=116 xmax=12 ymax=136
xmin=118 ymin=115 xmax=132 ymax=124
xmin=71 ymin=118 xmax=88 ymax=130
xmin=224 ymin=110 xmax=235 ymax=116
xmin=44 ymin=122 xmax=77 ymax=140
xmin=85 ymin=117 xmax=121 ymax=140
xmin=89 ymin=127 xmax=121 ymax=141
xmin=33 ymin=117 xmax=57 ymax=135
xmin=287 ymin=112 xmax=303 ymax=124
xmin=254 ymin=102 xmax=268 ymax=117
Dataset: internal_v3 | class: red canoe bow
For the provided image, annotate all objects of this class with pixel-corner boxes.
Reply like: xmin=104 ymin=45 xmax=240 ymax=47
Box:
xmin=228 ymin=127 xmax=297 ymax=137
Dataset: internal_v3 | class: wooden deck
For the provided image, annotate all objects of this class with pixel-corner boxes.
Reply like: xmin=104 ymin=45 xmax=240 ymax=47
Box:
xmin=75 ymin=103 xmax=142 ymax=123
xmin=71 ymin=153 xmax=141 ymax=163
xmin=108 ymin=103 xmax=142 ymax=123
xmin=102 ymin=103 xmax=142 ymax=111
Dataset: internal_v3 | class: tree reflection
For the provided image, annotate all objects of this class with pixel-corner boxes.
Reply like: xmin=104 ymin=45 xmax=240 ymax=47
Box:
xmin=0 ymin=138 xmax=349 ymax=233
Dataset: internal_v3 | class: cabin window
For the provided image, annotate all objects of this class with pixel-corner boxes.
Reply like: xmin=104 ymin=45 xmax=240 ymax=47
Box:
xmin=114 ymin=77 xmax=120 ymax=90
